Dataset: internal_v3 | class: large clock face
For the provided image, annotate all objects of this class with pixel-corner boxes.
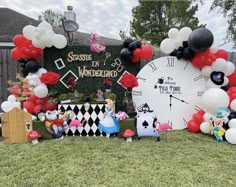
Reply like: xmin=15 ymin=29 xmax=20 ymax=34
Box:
xmin=132 ymin=56 xmax=207 ymax=130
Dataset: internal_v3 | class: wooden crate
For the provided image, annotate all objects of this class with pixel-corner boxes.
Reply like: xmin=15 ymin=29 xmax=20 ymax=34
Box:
xmin=1 ymin=108 xmax=32 ymax=143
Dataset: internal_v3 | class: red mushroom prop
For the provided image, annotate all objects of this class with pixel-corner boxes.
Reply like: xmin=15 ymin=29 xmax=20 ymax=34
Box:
xmin=28 ymin=130 xmax=42 ymax=145
xmin=122 ymin=128 xmax=135 ymax=142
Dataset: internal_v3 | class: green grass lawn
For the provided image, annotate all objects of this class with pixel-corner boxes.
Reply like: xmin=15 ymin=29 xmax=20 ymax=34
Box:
xmin=0 ymin=127 xmax=236 ymax=186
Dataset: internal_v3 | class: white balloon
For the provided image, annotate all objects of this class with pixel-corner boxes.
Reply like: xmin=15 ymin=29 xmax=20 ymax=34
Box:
xmin=36 ymin=68 xmax=47 ymax=77
xmin=12 ymin=102 xmax=21 ymax=108
xmin=168 ymin=28 xmax=179 ymax=39
xmin=210 ymin=42 xmax=219 ymax=53
xmin=222 ymin=77 xmax=229 ymax=86
xmin=38 ymin=21 xmax=53 ymax=31
xmin=230 ymin=99 xmax=236 ymax=111
xmin=224 ymin=61 xmax=235 ymax=76
xmin=160 ymin=38 xmax=177 ymax=54
xmin=203 ymin=112 xmax=214 ymax=121
xmin=206 ymin=79 xmax=220 ymax=88
xmin=212 ymin=58 xmax=226 ymax=71
xmin=201 ymin=88 xmax=229 ymax=114
xmin=26 ymin=74 xmax=41 ymax=86
xmin=23 ymin=25 xmax=36 ymax=40
xmin=228 ymin=119 xmax=236 ymax=128
xmin=225 ymin=128 xmax=236 ymax=144
xmin=201 ymin=66 xmax=212 ymax=77
xmin=34 ymin=84 xmax=48 ymax=98
xmin=200 ymin=122 xmax=211 ymax=134
xmin=8 ymin=95 xmax=16 ymax=103
xmin=178 ymin=27 xmax=192 ymax=41
xmin=32 ymin=38 xmax=45 ymax=49
xmin=37 ymin=27 xmax=47 ymax=35
xmin=53 ymin=34 xmax=67 ymax=49
xmin=1 ymin=101 xmax=12 ymax=113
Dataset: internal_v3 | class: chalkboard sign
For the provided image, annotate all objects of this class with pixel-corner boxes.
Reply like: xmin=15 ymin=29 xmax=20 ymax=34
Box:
xmin=44 ymin=45 xmax=140 ymax=111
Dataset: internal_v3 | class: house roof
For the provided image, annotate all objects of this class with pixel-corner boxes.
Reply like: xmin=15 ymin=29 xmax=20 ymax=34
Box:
xmin=0 ymin=8 xmax=122 ymax=45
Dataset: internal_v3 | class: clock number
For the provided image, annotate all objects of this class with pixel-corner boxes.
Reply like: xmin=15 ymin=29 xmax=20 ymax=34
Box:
xmin=148 ymin=62 xmax=157 ymax=72
xmin=133 ymin=90 xmax=142 ymax=96
xmin=194 ymin=105 xmax=203 ymax=111
xmin=184 ymin=61 xmax=189 ymax=70
xmin=194 ymin=75 xmax=204 ymax=81
xmin=183 ymin=118 xmax=188 ymax=126
xmin=167 ymin=58 xmax=175 ymax=67
xmin=197 ymin=91 xmax=204 ymax=96
xmin=168 ymin=120 xmax=173 ymax=127
xmin=137 ymin=76 xmax=146 ymax=82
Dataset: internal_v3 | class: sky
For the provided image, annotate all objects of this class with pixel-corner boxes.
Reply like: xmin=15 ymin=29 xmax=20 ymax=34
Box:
xmin=0 ymin=0 xmax=234 ymax=52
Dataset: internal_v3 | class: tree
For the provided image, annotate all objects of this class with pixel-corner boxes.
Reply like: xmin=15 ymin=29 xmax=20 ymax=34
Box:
xmin=39 ymin=9 xmax=63 ymax=27
xmin=131 ymin=0 xmax=202 ymax=45
xmin=209 ymin=0 xmax=236 ymax=46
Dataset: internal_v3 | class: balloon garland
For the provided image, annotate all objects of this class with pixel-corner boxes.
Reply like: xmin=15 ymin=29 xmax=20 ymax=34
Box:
xmin=160 ymin=26 xmax=236 ymax=144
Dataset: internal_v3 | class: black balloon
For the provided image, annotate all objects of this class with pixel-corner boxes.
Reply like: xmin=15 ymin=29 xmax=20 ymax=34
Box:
xmin=188 ymin=28 xmax=214 ymax=52
xmin=128 ymin=41 xmax=137 ymax=51
xmin=210 ymin=71 xmax=225 ymax=85
xmin=25 ymin=59 xmax=40 ymax=73
xmin=228 ymin=111 xmax=236 ymax=121
xmin=221 ymin=84 xmax=230 ymax=91
xmin=120 ymin=48 xmax=132 ymax=61
xmin=134 ymin=41 xmax=142 ymax=48
xmin=182 ymin=47 xmax=195 ymax=60
xmin=123 ymin=38 xmax=134 ymax=48
xmin=21 ymin=68 xmax=29 ymax=77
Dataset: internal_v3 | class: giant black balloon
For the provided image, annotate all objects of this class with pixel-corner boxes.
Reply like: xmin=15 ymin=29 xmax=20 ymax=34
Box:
xmin=25 ymin=60 xmax=40 ymax=73
xmin=188 ymin=28 xmax=214 ymax=52
xmin=120 ymin=48 xmax=132 ymax=61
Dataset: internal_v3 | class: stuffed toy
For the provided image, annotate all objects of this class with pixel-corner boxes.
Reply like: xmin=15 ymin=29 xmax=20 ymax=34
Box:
xmin=209 ymin=107 xmax=230 ymax=141
xmin=44 ymin=110 xmax=64 ymax=139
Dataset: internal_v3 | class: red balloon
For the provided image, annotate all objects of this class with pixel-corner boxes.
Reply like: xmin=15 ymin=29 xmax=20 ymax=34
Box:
xmin=133 ymin=48 xmax=141 ymax=57
xmin=191 ymin=56 xmax=205 ymax=69
xmin=10 ymin=85 xmax=21 ymax=97
xmin=23 ymin=101 xmax=35 ymax=114
xmin=23 ymin=88 xmax=31 ymax=97
xmin=11 ymin=48 xmax=21 ymax=60
xmin=139 ymin=45 xmax=153 ymax=60
xmin=13 ymin=35 xmax=28 ymax=47
xmin=45 ymin=102 xmax=57 ymax=111
xmin=198 ymin=110 xmax=205 ymax=116
xmin=131 ymin=56 xmax=140 ymax=63
xmin=192 ymin=113 xmax=204 ymax=124
xmin=215 ymin=49 xmax=228 ymax=60
xmin=28 ymin=95 xmax=39 ymax=104
xmin=42 ymin=96 xmax=50 ymax=102
xmin=187 ymin=120 xmax=200 ymax=133
xmin=34 ymin=105 xmax=42 ymax=114
xmin=35 ymin=99 xmax=45 ymax=105
xmin=227 ymin=69 xmax=236 ymax=86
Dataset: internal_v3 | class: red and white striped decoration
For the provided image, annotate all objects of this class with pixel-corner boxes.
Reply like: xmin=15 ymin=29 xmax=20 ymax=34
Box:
xmin=90 ymin=34 xmax=106 ymax=53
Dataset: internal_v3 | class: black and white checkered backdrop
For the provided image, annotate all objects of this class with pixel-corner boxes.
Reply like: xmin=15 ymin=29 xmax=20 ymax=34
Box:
xmin=58 ymin=104 xmax=106 ymax=136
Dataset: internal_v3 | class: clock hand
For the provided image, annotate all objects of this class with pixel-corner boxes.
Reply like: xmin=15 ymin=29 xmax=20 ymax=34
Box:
xmin=170 ymin=94 xmax=189 ymax=104
xmin=169 ymin=95 xmax=172 ymax=110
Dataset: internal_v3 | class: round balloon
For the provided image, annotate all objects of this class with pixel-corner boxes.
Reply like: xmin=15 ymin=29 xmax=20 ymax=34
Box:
xmin=228 ymin=119 xmax=236 ymax=128
xmin=188 ymin=28 xmax=214 ymax=52
xmin=201 ymin=88 xmax=229 ymax=114
xmin=25 ymin=60 xmax=40 ymax=73
xmin=200 ymin=122 xmax=211 ymax=134
xmin=225 ymin=128 xmax=236 ymax=144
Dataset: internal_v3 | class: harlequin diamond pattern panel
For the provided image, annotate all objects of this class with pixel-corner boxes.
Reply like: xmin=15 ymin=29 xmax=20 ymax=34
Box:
xmin=58 ymin=104 xmax=106 ymax=136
